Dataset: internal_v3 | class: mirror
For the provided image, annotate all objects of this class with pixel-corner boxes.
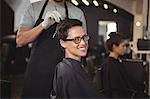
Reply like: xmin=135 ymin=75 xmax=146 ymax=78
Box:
xmin=98 ymin=21 xmax=117 ymax=41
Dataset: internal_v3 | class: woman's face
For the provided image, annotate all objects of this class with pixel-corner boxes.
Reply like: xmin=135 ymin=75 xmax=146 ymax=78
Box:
xmin=113 ymin=40 xmax=129 ymax=55
xmin=60 ymin=26 xmax=89 ymax=59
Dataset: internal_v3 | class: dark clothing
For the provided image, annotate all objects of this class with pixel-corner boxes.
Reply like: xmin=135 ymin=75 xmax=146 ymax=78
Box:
xmin=22 ymin=20 xmax=63 ymax=98
xmin=53 ymin=58 xmax=103 ymax=98
xmin=101 ymin=57 xmax=134 ymax=98
xmin=22 ymin=0 xmax=64 ymax=98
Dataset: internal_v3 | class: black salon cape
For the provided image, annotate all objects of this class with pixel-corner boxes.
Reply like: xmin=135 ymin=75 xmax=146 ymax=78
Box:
xmin=101 ymin=57 xmax=134 ymax=98
xmin=53 ymin=58 xmax=103 ymax=98
xmin=21 ymin=22 xmax=64 ymax=98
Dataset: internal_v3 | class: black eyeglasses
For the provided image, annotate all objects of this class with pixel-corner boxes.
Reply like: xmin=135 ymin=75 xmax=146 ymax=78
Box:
xmin=64 ymin=35 xmax=90 ymax=44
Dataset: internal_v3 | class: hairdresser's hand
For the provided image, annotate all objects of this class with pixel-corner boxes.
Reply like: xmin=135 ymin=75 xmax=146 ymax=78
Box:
xmin=41 ymin=11 xmax=62 ymax=29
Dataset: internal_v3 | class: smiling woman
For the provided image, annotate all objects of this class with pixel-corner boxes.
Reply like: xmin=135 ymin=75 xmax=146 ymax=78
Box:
xmin=56 ymin=19 xmax=88 ymax=61
xmin=53 ymin=19 xmax=104 ymax=98
xmin=100 ymin=32 xmax=136 ymax=98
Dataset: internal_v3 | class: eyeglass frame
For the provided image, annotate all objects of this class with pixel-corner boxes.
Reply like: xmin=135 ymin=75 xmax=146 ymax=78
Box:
xmin=63 ymin=35 xmax=90 ymax=44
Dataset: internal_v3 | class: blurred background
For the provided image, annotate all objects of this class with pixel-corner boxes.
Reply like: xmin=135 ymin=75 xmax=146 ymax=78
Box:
xmin=1 ymin=0 xmax=150 ymax=98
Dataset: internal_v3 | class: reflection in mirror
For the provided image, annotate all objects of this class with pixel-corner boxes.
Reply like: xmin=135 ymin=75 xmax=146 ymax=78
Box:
xmin=98 ymin=21 xmax=117 ymax=41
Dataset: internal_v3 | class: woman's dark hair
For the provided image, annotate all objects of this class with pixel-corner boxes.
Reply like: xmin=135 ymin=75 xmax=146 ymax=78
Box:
xmin=56 ymin=19 xmax=82 ymax=40
xmin=106 ymin=32 xmax=127 ymax=51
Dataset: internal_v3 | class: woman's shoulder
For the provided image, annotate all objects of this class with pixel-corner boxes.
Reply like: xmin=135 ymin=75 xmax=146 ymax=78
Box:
xmin=100 ymin=57 xmax=117 ymax=69
xmin=56 ymin=60 xmax=73 ymax=77
xmin=103 ymin=57 xmax=115 ymax=64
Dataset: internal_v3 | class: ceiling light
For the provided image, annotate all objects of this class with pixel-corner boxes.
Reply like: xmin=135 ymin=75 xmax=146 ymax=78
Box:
xmin=103 ymin=4 xmax=108 ymax=9
xmin=136 ymin=21 xmax=141 ymax=27
xmin=82 ymin=0 xmax=90 ymax=6
xmin=71 ymin=0 xmax=79 ymax=6
xmin=113 ymin=8 xmax=117 ymax=13
xmin=93 ymin=0 xmax=99 ymax=7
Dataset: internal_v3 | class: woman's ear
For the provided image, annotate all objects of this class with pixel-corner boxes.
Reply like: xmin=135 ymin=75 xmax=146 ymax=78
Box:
xmin=60 ymin=39 xmax=66 ymax=48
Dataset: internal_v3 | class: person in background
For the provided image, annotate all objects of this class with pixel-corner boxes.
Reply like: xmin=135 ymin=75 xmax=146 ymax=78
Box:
xmin=101 ymin=32 xmax=135 ymax=98
xmin=16 ymin=0 xmax=86 ymax=98
xmin=53 ymin=19 xmax=103 ymax=98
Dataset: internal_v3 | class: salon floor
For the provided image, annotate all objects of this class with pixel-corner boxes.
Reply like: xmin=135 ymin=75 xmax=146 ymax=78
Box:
xmin=3 ymin=74 xmax=25 ymax=99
